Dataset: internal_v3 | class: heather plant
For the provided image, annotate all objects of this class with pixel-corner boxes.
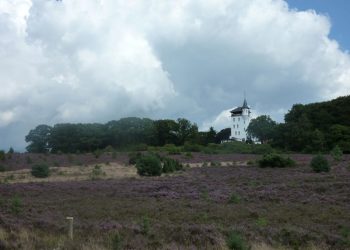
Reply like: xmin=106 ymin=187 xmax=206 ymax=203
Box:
xmin=10 ymin=196 xmax=22 ymax=215
xmin=310 ymin=155 xmax=330 ymax=173
xmin=226 ymin=230 xmax=248 ymax=250
xmin=228 ymin=193 xmax=241 ymax=204
xmin=258 ymin=153 xmax=295 ymax=168
xmin=31 ymin=163 xmax=50 ymax=178
xmin=26 ymin=155 xmax=33 ymax=164
xmin=330 ymin=145 xmax=343 ymax=161
xmin=136 ymin=154 xmax=162 ymax=176
xmin=94 ymin=149 xmax=102 ymax=159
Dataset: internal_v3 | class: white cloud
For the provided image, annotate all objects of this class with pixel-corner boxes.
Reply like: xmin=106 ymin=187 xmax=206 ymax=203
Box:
xmin=0 ymin=0 xmax=350 ymax=150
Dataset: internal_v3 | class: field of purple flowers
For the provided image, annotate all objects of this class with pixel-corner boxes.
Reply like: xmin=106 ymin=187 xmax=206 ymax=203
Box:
xmin=0 ymin=154 xmax=350 ymax=249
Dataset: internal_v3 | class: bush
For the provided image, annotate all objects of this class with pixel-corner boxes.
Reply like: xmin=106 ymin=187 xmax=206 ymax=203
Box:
xmin=0 ymin=165 xmax=6 ymax=172
xmin=111 ymin=232 xmax=123 ymax=250
xmin=0 ymin=150 xmax=5 ymax=161
xmin=331 ymin=145 xmax=343 ymax=161
xmin=136 ymin=154 xmax=162 ymax=176
xmin=228 ymin=193 xmax=241 ymax=204
xmin=183 ymin=142 xmax=202 ymax=152
xmin=162 ymin=158 xmax=183 ymax=173
xmin=310 ymin=155 xmax=330 ymax=173
xmin=258 ymin=153 xmax=295 ymax=168
xmin=10 ymin=196 xmax=22 ymax=215
xmin=226 ymin=231 xmax=248 ymax=250
xmin=31 ymin=164 xmax=50 ymax=178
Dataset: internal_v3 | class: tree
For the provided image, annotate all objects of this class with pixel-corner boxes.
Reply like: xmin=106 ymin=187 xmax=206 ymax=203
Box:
xmin=247 ymin=115 xmax=277 ymax=144
xmin=215 ymin=128 xmax=231 ymax=143
xmin=25 ymin=125 xmax=52 ymax=153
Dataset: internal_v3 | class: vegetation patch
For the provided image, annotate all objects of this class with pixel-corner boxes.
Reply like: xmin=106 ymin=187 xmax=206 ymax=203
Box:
xmin=258 ymin=153 xmax=295 ymax=168
xmin=226 ymin=230 xmax=248 ymax=250
xmin=310 ymin=155 xmax=330 ymax=173
xmin=31 ymin=163 xmax=50 ymax=178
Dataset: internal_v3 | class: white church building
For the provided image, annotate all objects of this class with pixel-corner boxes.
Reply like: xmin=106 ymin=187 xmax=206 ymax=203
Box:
xmin=230 ymin=98 xmax=251 ymax=141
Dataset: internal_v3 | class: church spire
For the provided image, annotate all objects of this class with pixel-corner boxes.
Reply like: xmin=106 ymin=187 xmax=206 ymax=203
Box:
xmin=242 ymin=92 xmax=248 ymax=109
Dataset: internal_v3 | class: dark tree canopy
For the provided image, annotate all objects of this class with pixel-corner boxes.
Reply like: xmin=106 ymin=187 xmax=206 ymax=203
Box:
xmin=247 ymin=115 xmax=277 ymax=144
xmin=25 ymin=125 xmax=52 ymax=153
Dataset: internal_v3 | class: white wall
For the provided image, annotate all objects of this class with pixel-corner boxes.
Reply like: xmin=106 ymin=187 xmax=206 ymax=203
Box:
xmin=232 ymin=109 xmax=250 ymax=141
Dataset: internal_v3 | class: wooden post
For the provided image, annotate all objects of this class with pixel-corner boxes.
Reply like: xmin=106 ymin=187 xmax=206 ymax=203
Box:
xmin=66 ymin=217 xmax=74 ymax=240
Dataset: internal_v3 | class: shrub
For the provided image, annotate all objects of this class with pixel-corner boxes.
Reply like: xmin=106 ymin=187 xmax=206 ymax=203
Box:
xmin=162 ymin=158 xmax=183 ymax=173
xmin=0 ymin=150 xmax=5 ymax=161
xmin=331 ymin=145 xmax=343 ymax=161
xmin=136 ymin=154 xmax=162 ymax=176
xmin=91 ymin=165 xmax=105 ymax=180
xmin=226 ymin=231 xmax=248 ymax=250
xmin=183 ymin=142 xmax=202 ymax=152
xmin=228 ymin=193 xmax=241 ymax=204
xmin=258 ymin=153 xmax=295 ymax=168
xmin=31 ymin=164 xmax=50 ymax=178
xmin=141 ymin=216 xmax=150 ymax=235
xmin=111 ymin=232 xmax=123 ymax=250
xmin=10 ymin=196 xmax=22 ymax=215
xmin=0 ymin=165 xmax=6 ymax=172
xmin=310 ymin=155 xmax=330 ymax=173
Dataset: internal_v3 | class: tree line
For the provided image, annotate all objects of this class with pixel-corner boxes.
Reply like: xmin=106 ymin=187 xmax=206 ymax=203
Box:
xmin=247 ymin=95 xmax=350 ymax=153
xmin=25 ymin=117 xmax=232 ymax=153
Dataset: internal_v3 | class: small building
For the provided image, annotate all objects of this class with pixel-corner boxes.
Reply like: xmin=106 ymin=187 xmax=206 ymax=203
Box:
xmin=230 ymin=98 xmax=251 ymax=141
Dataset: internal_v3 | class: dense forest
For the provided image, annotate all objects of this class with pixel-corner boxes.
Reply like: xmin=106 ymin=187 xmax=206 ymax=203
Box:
xmin=25 ymin=118 xmax=231 ymax=153
xmin=25 ymin=96 xmax=350 ymax=154
xmin=248 ymin=95 xmax=350 ymax=153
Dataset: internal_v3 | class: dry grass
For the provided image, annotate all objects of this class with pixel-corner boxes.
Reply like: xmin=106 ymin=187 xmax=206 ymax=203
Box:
xmin=0 ymin=162 xmax=137 ymax=184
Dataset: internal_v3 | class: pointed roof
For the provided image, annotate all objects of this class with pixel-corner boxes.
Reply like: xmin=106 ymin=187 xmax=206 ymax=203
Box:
xmin=242 ymin=98 xmax=249 ymax=109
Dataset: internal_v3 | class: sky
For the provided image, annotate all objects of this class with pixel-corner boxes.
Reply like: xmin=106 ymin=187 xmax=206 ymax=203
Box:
xmin=0 ymin=0 xmax=350 ymax=151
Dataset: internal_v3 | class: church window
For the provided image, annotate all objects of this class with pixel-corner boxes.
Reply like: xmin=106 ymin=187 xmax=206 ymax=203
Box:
xmin=233 ymin=118 xmax=235 ymax=122
xmin=238 ymin=118 xmax=240 ymax=121
xmin=238 ymin=131 xmax=240 ymax=135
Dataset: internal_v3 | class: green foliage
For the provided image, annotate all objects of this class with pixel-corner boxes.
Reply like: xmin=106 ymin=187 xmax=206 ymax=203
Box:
xmin=10 ymin=196 xmax=22 ymax=215
xmin=0 ymin=150 xmax=5 ymax=161
xmin=136 ymin=154 xmax=162 ymax=176
xmin=25 ymin=124 xmax=52 ymax=153
xmin=226 ymin=231 xmax=248 ymax=250
xmin=141 ymin=216 xmax=150 ymax=235
xmin=183 ymin=142 xmax=202 ymax=152
xmin=31 ymin=163 xmax=50 ymax=178
xmin=111 ymin=232 xmax=123 ymax=250
xmin=256 ymin=217 xmax=268 ymax=227
xmin=0 ymin=165 xmax=6 ymax=172
xmin=215 ymin=128 xmax=231 ymax=143
xmin=247 ymin=115 xmax=277 ymax=144
xmin=162 ymin=158 xmax=183 ymax=173
xmin=274 ymin=96 xmax=350 ymax=152
xmin=310 ymin=155 xmax=330 ymax=173
xmin=91 ymin=165 xmax=105 ymax=180
xmin=330 ymin=145 xmax=343 ymax=161
xmin=258 ymin=153 xmax=295 ymax=168
xmin=228 ymin=193 xmax=241 ymax=204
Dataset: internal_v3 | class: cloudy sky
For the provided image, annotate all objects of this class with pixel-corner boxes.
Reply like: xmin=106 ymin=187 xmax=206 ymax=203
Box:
xmin=1 ymin=0 xmax=350 ymax=151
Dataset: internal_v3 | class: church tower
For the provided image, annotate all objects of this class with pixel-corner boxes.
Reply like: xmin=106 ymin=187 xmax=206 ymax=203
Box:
xmin=230 ymin=97 xmax=251 ymax=141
